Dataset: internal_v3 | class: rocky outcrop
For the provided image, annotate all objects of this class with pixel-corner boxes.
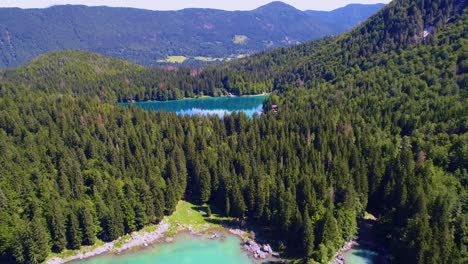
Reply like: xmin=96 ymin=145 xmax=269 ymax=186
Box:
xmin=332 ymin=240 xmax=359 ymax=264
xmin=228 ymin=228 xmax=282 ymax=261
xmin=243 ymin=239 xmax=277 ymax=259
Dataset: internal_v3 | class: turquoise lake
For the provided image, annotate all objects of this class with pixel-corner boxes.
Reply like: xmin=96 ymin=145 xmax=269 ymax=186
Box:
xmin=122 ymin=95 xmax=269 ymax=118
xmin=344 ymin=246 xmax=378 ymax=264
xmin=74 ymin=234 xmax=254 ymax=264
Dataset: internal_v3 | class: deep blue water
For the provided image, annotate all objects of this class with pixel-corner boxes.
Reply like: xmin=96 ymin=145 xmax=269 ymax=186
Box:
xmin=121 ymin=96 xmax=269 ymax=118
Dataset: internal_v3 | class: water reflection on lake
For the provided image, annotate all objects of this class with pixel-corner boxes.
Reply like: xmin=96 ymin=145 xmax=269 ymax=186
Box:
xmin=122 ymin=96 xmax=269 ymax=118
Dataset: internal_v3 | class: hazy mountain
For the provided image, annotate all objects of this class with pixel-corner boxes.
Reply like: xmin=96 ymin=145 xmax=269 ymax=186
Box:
xmin=0 ymin=2 xmax=384 ymax=69
xmin=305 ymin=3 xmax=386 ymax=31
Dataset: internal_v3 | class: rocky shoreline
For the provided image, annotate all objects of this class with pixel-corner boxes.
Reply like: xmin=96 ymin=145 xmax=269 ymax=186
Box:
xmin=333 ymin=214 xmax=386 ymax=264
xmin=228 ymin=228 xmax=284 ymax=262
xmin=333 ymin=240 xmax=359 ymax=264
xmin=45 ymin=220 xmax=284 ymax=264
xmin=46 ymin=221 xmax=170 ymax=264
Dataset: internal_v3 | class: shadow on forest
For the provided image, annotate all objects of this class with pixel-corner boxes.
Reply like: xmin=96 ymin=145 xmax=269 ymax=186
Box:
xmin=190 ymin=205 xmax=238 ymax=226
xmin=188 ymin=204 xmax=298 ymax=261
xmin=190 ymin=205 xmax=206 ymax=213
xmin=205 ymin=217 xmax=238 ymax=226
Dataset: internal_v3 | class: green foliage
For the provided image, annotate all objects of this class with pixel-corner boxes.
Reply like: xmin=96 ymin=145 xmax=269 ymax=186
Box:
xmin=206 ymin=206 xmax=212 ymax=218
xmin=81 ymin=205 xmax=96 ymax=246
xmin=13 ymin=219 xmax=49 ymax=264
xmin=302 ymin=206 xmax=315 ymax=259
xmin=67 ymin=212 xmax=82 ymax=250
xmin=49 ymin=203 xmax=67 ymax=252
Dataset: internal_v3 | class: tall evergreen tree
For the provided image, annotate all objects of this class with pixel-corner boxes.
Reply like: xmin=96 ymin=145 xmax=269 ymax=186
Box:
xmin=49 ymin=203 xmax=67 ymax=252
xmin=81 ymin=205 xmax=96 ymax=246
xmin=67 ymin=212 xmax=82 ymax=250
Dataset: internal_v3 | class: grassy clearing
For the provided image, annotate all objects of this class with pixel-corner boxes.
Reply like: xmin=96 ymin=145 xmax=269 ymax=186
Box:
xmin=194 ymin=56 xmax=224 ymax=62
xmin=157 ymin=56 xmax=188 ymax=63
xmin=164 ymin=200 xmax=235 ymax=236
xmin=233 ymin=35 xmax=248 ymax=44
xmin=364 ymin=212 xmax=377 ymax=221
xmin=113 ymin=234 xmax=131 ymax=249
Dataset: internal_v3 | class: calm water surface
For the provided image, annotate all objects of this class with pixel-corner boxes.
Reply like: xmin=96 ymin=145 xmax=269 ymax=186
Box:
xmin=74 ymin=234 xmax=253 ymax=264
xmin=344 ymin=245 xmax=378 ymax=264
xmin=122 ymin=96 xmax=269 ymax=118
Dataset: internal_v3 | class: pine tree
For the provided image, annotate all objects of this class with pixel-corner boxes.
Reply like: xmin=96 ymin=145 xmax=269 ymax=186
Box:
xmin=199 ymin=166 xmax=211 ymax=203
xmin=67 ymin=212 xmax=82 ymax=249
xmin=25 ymin=219 xmax=49 ymax=264
xmin=302 ymin=206 xmax=315 ymax=260
xmin=122 ymin=200 xmax=137 ymax=233
xmin=320 ymin=210 xmax=341 ymax=257
xmin=81 ymin=204 xmax=96 ymax=245
xmin=164 ymin=179 xmax=178 ymax=214
xmin=49 ymin=203 xmax=67 ymax=252
xmin=206 ymin=205 xmax=212 ymax=218
xmin=134 ymin=203 xmax=148 ymax=229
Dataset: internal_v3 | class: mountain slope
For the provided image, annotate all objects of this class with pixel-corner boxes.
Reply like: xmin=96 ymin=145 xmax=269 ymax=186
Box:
xmin=1 ymin=0 xmax=465 ymax=102
xmin=0 ymin=50 xmax=231 ymax=102
xmin=185 ymin=0 xmax=467 ymax=94
xmin=0 ymin=2 xmax=385 ymax=69
xmin=305 ymin=3 xmax=385 ymax=32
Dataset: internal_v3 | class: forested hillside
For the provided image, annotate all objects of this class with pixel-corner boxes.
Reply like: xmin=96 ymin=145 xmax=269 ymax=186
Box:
xmin=0 ymin=2 xmax=384 ymax=69
xmin=0 ymin=0 xmax=467 ymax=263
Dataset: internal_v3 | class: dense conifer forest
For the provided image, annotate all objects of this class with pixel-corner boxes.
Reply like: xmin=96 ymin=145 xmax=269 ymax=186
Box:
xmin=0 ymin=0 xmax=466 ymax=263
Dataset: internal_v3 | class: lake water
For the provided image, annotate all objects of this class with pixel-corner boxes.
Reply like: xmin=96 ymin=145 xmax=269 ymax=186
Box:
xmin=74 ymin=234 xmax=253 ymax=264
xmin=344 ymin=246 xmax=378 ymax=264
xmin=122 ymin=96 xmax=269 ymax=118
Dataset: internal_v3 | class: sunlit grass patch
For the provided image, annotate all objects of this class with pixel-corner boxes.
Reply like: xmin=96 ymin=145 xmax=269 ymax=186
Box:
xmin=164 ymin=200 xmax=235 ymax=236
xmin=233 ymin=35 xmax=248 ymax=44
xmin=194 ymin=56 xmax=224 ymax=62
xmin=157 ymin=56 xmax=188 ymax=63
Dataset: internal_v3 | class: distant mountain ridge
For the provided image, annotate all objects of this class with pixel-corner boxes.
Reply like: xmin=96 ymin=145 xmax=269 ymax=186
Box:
xmin=0 ymin=2 xmax=385 ymax=69
xmin=305 ymin=3 xmax=386 ymax=31
xmin=254 ymin=1 xmax=301 ymax=12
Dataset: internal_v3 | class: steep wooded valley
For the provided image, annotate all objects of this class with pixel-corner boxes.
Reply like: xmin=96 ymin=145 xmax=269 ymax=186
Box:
xmin=0 ymin=0 xmax=466 ymax=263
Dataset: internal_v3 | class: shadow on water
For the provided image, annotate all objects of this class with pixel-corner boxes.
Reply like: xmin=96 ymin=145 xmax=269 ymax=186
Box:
xmin=353 ymin=251 xmax=377 ymax=258
xmin=350 ymin=248 xmax=378 ymax=259
xmin=188 ymin=198 xmax=312 ymax=261
xmin=189 ymin=204 xmax=290 ymax=262
xmin=344 ymin=216 xmax=389 ymax=264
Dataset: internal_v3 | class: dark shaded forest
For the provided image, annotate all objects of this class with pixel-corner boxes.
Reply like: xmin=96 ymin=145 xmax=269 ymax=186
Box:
xmin=0 ymin=0 xmax=466 ymax=263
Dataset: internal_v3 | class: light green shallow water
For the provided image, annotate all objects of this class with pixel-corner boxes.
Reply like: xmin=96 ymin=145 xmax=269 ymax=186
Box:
xmin=74 ymin=234 xmax=254 ymax=264
xmin=344 ymin=246 xmax=378 ymax=264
